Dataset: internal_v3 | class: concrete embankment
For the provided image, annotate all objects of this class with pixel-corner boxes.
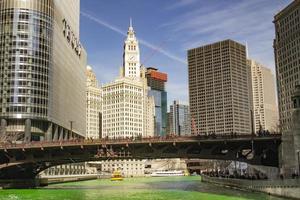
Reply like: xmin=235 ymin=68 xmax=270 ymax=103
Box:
xmin=0 ymin=174 xmax=99 ymax=189
xmin=202 ymin=175 xmax=300 ymax=199
xmin=39 ymin=174 xmax=98 ymax=186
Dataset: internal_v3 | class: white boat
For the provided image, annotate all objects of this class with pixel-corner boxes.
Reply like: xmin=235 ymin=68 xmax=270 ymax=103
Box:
xmin=150 ymin=170 xmax=185 ymax=177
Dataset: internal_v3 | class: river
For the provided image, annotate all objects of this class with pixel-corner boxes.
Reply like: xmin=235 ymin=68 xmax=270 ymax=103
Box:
xmin=0 ymin=176 xmax=288 ymax=200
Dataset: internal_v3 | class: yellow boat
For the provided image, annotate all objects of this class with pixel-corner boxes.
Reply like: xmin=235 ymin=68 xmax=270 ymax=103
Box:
xmin=184 ymin=169 xmax=190 ymax=176
xmin=111 ymin=170 xmax=123 ymax=181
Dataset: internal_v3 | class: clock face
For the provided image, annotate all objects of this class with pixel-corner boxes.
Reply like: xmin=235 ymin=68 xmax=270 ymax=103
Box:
xmin=129 ymin=55 xmax=136 ymax=61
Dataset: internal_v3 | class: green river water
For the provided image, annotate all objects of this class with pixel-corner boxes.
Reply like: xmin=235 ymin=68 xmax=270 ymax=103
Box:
xmin=0 ymin=176 xmax=288 ymax=200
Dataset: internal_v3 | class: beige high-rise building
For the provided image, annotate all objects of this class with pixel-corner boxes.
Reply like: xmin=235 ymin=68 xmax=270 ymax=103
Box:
xmin=247 ymin=59 xmax=279 ymax=132
xmin=188 ymin=40 xmax=251 ymax=135
xmin=86 ymin=66 xmax=102 ymax=139
xmin=101 ymin=22 xmax=155 ymax=139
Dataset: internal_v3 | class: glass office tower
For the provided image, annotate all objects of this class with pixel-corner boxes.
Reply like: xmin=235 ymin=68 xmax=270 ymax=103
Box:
xmin=169 ymin=100 xmax=191 ymax=136
xmin=146 ymin=67 xmax=167 ymax=136
xmin=0 ymin=0 xmax=87 ymax=142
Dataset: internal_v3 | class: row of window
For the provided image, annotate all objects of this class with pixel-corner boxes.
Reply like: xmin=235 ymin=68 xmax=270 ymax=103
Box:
xmin=0 ymin=106 xmax=47 ymax=115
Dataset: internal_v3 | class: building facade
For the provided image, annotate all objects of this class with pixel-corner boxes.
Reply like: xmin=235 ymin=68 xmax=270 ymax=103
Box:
xmin=0 ymin=0 xmax=87 ymax=142
xmin=274 ymin=0 xmax=300 ymax=177
xmin=274 ymin=0 xmax=300 ymax=132
xmin=188 ymin=40 xmax=251 ymax=135
xmin=101 ymin=22 xmax=155 ymax=139
xmin=169 ymin=100 xmax=191 ymax=136
xmin=41 ymin=163 xmax=88 ymax=177
xmin=146 ymin=67 xmax=168 ymax=136
xmin=86 ymin=66 xmax=101 ymax=139
xmin=101 ymin=159 xmax=145 ymax=177
xmin=247 ymin=59 xmax=279 ymax=133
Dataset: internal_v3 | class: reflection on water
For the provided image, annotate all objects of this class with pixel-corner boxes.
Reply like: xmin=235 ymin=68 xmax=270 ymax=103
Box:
xmin=0 ymin=177 xmax=289 ymax=200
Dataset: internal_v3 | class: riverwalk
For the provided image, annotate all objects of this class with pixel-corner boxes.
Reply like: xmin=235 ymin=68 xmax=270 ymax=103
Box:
xmin=202 ymin=175 xmax=300 ymax=199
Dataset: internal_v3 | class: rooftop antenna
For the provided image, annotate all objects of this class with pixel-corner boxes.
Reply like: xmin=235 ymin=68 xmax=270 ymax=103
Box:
xmin=130 ymin=17 xmax=132 ymax=27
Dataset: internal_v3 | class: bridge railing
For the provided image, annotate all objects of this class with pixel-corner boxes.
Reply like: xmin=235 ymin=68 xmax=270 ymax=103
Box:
xmin=0 ymin=133 xmax=282 ymax=150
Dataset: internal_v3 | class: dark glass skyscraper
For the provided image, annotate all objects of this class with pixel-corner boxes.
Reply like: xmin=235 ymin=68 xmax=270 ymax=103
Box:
xmin=146 ymin=67 xmax=167 ymax=136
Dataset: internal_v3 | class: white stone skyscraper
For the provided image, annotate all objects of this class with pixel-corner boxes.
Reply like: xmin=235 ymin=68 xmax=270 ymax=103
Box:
xmin=247 ymin=59 xmax=279 ymax=133
xmin=86 ymin=66 xmax=102 ymax=139
xmin=102 ymin=21 xmax=155 ymax=139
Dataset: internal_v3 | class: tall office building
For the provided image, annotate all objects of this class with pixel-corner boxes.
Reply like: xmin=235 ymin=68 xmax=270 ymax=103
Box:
xmin=102 ymin=22 xmax=155 ymax=139
xmin=146 ymin=67 xmax=168 ymax=136
xmin=0 ymin=0 xmax=87 ymax=141
xmin=169 ymin=101 xmax=191 ymax=136
xmin=247 ymin=59 xmax=279 ymax=132
xmin=188 ymin=40 xmax=251 ymax=135
xmin=274 ymin=0 xmax=300 ymax=177
xmin=86 ymin=66 xmax=102 ymax=139
xmin=274 ymin=0 xmax=300 ymax=132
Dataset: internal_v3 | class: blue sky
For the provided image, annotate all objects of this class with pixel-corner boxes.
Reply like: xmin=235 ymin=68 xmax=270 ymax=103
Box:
xmin=80 ymin=0 xmax=292 ymax=105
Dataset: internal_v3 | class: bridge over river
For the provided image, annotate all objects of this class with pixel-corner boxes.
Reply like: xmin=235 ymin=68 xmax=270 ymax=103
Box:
xmin=0 ymin=134 xmax=281 ymax=181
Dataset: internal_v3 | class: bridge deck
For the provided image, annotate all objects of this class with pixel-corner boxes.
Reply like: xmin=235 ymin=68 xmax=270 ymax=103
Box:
xmin=0 ymin=134 xmax=282 ymax=150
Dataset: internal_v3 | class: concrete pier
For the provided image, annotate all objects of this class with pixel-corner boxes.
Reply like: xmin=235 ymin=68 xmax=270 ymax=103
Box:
xmin=202 ymin=175 xmax=300 ymax=200
xmin=0 ymin=179 xmax=41 ymax=189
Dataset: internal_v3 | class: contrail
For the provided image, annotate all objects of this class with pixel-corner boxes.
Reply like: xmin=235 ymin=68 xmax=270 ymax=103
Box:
xmin=80 ymin=11 xmax=187 ymax=65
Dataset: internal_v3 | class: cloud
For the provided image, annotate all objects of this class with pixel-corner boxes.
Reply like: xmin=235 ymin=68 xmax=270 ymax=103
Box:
xmin=162 ymin=0 xmax=290 ymax=71
xmin=166 ymin=81 xmax=189 ymax=105
xmin=166 ymin=0 xmax=198 ymax=10
xmin=81 ymin=11 xmax=187 ymax=65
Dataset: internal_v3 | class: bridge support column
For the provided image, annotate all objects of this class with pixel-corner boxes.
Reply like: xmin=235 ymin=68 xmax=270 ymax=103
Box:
xmin=53 ymin=125 xmax=58 ymax=141
xmin=64 ymin=130 xmax=69 ymax=141
xmin=281 ymin=85 xmax=300 ymax=178
xmin=281 ymin=133 xmax=295 ymax=178
xmin=59 ymin=128 xmax=64 ymax=141
xmin=24 ymin=119 xmax=31 ymax=142
xmin=70 ymin=131 xmax=73 ymax=140
xmin=294 ymin=117 xmax=300 ymax=176
xmin=46 ymin=123 xmax=53 ymax=141
xmin=0 ymin=119 xmax=7 ymax=139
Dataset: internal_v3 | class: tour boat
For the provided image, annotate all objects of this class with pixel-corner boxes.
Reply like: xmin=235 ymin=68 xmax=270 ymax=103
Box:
xmin=150 ymin=170 xmax=185 ymax=177
xmin=111 ymin=170 xmax=123 ymax=181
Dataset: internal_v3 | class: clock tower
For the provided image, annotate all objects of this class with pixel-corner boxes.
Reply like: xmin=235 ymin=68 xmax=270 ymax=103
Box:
xmin=123 ymin=19 xmax=141 ymax=78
